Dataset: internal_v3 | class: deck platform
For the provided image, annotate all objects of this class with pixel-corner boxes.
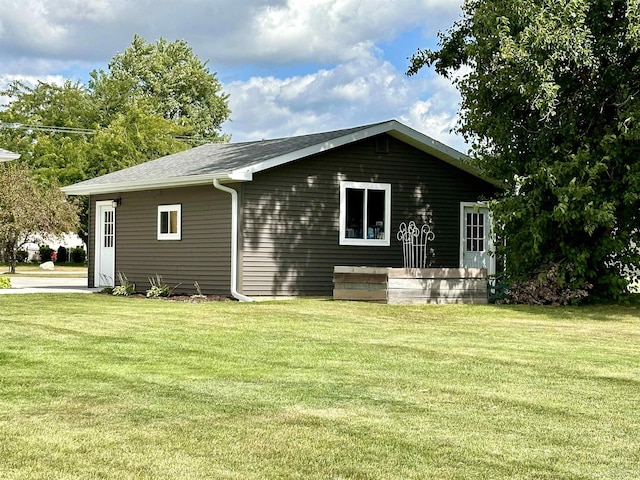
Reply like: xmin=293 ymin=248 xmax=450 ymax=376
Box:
xmin=333 ymin=266 xmax=488 ymax=304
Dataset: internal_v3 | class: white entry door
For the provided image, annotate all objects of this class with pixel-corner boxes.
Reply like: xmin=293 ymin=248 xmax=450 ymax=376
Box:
xmin=94 ymin=201 xmax=116 ymax=287
xmin=460 ymin=203 xmax=495 ymax=276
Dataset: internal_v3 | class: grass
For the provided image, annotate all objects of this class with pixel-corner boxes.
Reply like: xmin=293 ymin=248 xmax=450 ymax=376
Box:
xmin=0 ymin=296 xmax=639 ymax=479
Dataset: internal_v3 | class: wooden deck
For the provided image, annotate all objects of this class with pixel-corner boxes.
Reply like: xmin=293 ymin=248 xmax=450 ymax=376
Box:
xmin=333 ymin=266 xmax=488 ymax=304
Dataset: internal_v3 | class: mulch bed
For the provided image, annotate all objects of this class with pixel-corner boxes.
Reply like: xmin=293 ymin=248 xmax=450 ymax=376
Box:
xmin=156 ymin=294 xmax=234 ymax=303
xmin=101 ymin=292 xmax=234 ymax=302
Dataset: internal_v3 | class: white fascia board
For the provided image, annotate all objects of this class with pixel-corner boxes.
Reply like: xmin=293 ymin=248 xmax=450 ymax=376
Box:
xmin=0 ymin=151 xmax=20 ymax=162
xmin=387 ymin=121 xmax=467 ymax=162
xmin=386 ymin=122 xmax=504 ymax=188
xmin=228 ymin=170 xmax=253 ymax=181
xmin=61 ymin=173 xmax=235 ymax=196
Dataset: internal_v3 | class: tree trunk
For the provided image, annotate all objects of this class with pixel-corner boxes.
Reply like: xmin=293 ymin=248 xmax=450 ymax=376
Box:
xmin=5 ymin=241 xmax=17 ymax=274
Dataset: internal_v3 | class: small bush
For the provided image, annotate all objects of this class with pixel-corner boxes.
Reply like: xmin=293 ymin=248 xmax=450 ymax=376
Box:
xmin=16 ymin=249 xmax=28 ymax=263
xmin=146 ymin=274 xmax=179 ymax=298
xmin=0 ymin=276 xmax=10 ymax=289
xmin=70 ymin=247 xmax=86 ymax=264
xmin=56 ymin=246 xmax=68 ymax=263
xmin=112 ymin=272 xmax=135 ymax=296
xmin=39 ymin=245 xmax=54 ymax=263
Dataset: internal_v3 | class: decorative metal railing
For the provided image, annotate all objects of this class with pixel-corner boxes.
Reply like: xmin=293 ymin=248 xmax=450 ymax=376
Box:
xmin=397 ymin=221 xmax=435 ymax=268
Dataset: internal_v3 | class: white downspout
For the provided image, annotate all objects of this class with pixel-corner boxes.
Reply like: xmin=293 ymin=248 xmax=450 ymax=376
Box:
xmin=213 ymin=179 xmax=254 ymax=302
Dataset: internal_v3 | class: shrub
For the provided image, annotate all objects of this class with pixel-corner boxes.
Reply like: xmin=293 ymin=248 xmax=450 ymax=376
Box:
xmin=16 ymin=249 xmax=28 ymax=263
xmin=70 ymin=247 xmax=86 ymax=264
xmin=39 ymin=245 xmax=54 ymax=263
xmin=146 ymin=274 xmax=179 ymax=298
xmin=0 ymin=276 xmax=10 ymax=289
xmin=112 ymin=272 xmax=135 ymax=296
xmin=56 ymin=246 xmax=68 ymax=263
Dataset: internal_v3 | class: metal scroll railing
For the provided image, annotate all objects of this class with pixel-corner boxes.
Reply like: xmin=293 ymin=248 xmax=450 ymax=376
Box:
xmin=397 ymin=221 xmax=435 ymax=268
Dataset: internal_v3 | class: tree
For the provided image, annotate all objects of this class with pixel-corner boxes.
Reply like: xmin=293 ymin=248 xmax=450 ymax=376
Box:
xmin=408 ymin=0 xmax=640 ymax=301
xmin=89 ymin=35 xmax=231 ymax=143
xmin=0 ymin=164 xmax=78 ymax=273
xmin=0 ymin=35 xmax=231 ymax=243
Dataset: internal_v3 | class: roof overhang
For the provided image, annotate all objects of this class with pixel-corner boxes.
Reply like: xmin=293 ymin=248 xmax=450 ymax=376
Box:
xmin=61 ymin=173 xmax=242 ymax=195
xmin=0 ymin=149 xmax=20 ymax=162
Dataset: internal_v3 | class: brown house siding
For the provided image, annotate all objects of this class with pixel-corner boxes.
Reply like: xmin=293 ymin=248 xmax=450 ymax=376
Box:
xmin=90 ymin=186 xmax=232 ymax=295
xmin=241 ymin=134 xmax=497 ymax=297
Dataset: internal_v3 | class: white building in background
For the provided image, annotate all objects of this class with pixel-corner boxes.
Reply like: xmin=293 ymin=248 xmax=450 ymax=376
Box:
xmin=22 ymin=233 xmax=86 ymax=262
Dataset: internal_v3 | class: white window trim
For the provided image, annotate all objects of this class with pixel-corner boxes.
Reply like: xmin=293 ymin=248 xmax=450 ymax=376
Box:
xmin=339 ymin=181 xmax=391 ymax=246
xmin=157 ymin=204 xmax=182 ymax=241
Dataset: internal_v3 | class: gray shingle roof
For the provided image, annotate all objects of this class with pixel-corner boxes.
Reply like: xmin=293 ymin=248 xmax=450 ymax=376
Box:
xmin=63 ymin=123 xmax=383 ymax=194
xmin=62 ymin=120 xmax=498 ymax=195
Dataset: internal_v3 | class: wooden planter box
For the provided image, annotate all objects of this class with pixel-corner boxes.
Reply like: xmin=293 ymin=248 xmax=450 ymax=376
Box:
xmin=333 ymin=266 xmax=488 ymax=304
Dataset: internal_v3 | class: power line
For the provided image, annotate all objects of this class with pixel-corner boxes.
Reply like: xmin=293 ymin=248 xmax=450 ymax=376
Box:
xmin=0 ymin=122 xmax=210 ymax=144
xmin=0 ymin=122 xmax=95 ymax=135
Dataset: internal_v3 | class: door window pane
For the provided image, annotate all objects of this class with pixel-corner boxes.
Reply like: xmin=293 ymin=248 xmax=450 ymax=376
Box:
xmin=104 ymin=210 xmax=114 ymax=248
xmin=466 ymin=212 xmax=485 ymax=252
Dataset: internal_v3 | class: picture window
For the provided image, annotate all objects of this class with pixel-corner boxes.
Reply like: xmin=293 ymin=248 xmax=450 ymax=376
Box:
xmin=339 ymin=181 xmax=391 ymax=246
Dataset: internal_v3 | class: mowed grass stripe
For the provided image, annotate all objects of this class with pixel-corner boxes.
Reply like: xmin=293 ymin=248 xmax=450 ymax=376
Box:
xmin=0 ymin=295 xmax=639 ymax=479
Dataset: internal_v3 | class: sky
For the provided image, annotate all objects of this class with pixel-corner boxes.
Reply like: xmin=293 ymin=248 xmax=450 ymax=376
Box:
xmin=0 ymin=0 xmax=468 ymax=151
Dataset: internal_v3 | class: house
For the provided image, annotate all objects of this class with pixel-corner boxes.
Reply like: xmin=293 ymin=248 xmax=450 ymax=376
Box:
xmin=61 ymin=120 xmax=501 ymax=300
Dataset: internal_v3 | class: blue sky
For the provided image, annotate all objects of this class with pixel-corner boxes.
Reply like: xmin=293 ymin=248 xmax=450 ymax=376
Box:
xmin=0 ymin=0 xmax=467 ymax=150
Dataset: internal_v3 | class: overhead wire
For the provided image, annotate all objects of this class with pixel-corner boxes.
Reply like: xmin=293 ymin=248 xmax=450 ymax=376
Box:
xmin=0 ymin=122 xmax=210 ymax=144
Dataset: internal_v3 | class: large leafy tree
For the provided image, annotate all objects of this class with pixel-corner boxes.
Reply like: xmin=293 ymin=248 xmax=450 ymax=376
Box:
xmin=409 ymin=0 xmax=640 ymax=301
xmin=0 ymin=35 xmax=231 ymax=242
xmin=89 ymin=34 xmax=230 ymax=143
xmin=0 ymin=164 xmax=78 ymax=273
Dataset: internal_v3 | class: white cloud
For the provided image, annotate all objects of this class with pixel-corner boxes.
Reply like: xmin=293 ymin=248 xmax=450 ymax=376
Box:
xmin=0 ymin=74 xmax=67 ymax=107
xmin=246 ymin=0 xmax=460 ymax=64
xmin=223 ymin=50 xmax=467 ymax=152
xmin=0 ymin=0 xmax=462 ymax=67
xmin=0 ymin=0 xmax=468 ymax=151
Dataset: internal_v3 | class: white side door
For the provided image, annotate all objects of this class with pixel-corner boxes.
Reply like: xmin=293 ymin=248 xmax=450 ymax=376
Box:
xmin=460 ymin=202 xmax=495 ymax=276
xmin=94 ymin=201 xmax=116 ymax=287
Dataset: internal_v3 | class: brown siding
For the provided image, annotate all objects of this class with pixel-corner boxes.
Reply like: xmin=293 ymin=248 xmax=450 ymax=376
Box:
xmin=88 ymin=195 xmax=96 ymax=287
xmin=91 ymin=186 xmax=232 ymax=295
xmin=241 ymin=134 xmax=497 ymax=297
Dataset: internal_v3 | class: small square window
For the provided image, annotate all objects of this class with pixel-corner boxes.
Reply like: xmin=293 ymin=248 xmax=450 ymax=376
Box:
xmin=157 ymin=204 xmax=181 ymax=240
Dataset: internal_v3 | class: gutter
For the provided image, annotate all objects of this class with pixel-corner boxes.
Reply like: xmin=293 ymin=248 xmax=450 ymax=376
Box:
xmin=212 ymin=179 xmax=254 ymax=302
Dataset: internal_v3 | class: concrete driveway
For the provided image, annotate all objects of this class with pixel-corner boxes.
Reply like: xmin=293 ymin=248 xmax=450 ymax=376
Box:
xmin=0 ymin=275 xmax=98 ymax=294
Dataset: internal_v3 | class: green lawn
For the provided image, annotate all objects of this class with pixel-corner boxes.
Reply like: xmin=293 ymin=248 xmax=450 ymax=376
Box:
xmin=1 ymin=296 xmax=639 ymax=479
